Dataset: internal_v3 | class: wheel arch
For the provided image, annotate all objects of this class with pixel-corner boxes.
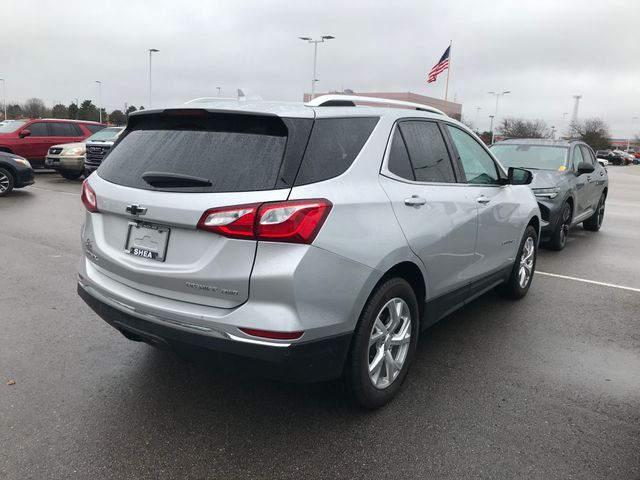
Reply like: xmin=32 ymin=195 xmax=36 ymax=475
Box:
xmin=377 ymin=261 xmax=427 ymax=326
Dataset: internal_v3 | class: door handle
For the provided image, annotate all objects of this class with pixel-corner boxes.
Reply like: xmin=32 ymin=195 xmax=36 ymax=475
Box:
xmin=476 ymin=196 xmax=491 ymax=204
xmin=404 ymin=195 xmax=426 ymax=206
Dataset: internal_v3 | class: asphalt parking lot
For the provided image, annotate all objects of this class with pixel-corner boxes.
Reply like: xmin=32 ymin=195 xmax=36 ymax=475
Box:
xmin=1 ymin=168 xmax=639 ymax=479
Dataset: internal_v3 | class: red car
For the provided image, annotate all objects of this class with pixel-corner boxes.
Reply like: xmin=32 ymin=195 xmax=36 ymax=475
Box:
xmin=0 ymin=119 xmax=105 ymax=167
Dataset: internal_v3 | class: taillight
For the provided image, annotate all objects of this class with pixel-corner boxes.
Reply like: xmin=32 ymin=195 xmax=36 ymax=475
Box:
xmin=81 ymin=179 xmax=98 ymax=212
xmin=197 ymin=203 xmax=260 ymax=239
xmin=239 ymin=327 xmax=304 ymax=340
xmin=197 ymin=199 xmax=332 ymax=244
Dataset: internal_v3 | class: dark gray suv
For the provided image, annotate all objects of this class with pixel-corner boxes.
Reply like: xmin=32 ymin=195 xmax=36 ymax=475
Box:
xmin=491 ymin=139 xmax=608 ymax=250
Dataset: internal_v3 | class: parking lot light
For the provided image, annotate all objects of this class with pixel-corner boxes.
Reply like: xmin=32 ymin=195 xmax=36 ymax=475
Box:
xmin=95 ymin=80 xmax=102 ymax=123
xmin=149 ymin=49 xmax=160 ymax=108
xmin=488 ymin=91 xmax=510 ymax=144
xmin=627 ymin=116 xmax=638 ymax=152
xmin=299 ymin=36 xmax=335 ymax=99
xmin=0 ymin=78 xmax=5 ymax=121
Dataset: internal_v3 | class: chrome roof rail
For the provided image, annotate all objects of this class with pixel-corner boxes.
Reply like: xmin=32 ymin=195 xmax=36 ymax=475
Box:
xmin=306 ymin=94 xmax=447 ymax=116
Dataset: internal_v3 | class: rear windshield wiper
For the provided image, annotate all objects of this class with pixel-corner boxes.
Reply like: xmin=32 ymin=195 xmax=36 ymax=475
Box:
xmin=142 ymin=171 xmax=212 ymax=188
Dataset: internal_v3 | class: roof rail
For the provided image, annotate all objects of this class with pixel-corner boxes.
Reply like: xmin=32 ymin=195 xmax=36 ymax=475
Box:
xmin=306 ymin=94 xmax=447 ymax=116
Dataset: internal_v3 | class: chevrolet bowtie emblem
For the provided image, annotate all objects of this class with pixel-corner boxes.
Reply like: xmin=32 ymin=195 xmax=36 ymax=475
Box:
xmin=126 ymin=204 xmax=147 ymax=216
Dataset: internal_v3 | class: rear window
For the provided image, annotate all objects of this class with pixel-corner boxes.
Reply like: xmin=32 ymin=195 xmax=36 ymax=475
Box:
xmin=294 ymin=117 xmax=379 ymax=186
xmin=99 ymin=112 xmax=291 ymax=193
xmin=85 ymin=124 xmax=106 ymax=134
xmin=0 ymin=120 xmax=26 ymax=133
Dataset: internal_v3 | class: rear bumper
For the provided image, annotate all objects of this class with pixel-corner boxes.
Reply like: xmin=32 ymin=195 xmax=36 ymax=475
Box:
xmin=78 ymin=283 xmax=351 ymax=382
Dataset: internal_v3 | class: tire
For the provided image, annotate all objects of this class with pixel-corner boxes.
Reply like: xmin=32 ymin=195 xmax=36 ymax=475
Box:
xmin=343 ymin=277 xmax=419 ymax=409
xmin=0 ymin=167 xmax=15 ymax=197
xmin=546 ymin=202 xmax=571 ymax=251
xmin=59 ymin=170 xmax=83 ymax=180
xmin=583 ymin=193 xmax=605 ymax=231
xmin=499 ymin=225 xmax=538 ymax=300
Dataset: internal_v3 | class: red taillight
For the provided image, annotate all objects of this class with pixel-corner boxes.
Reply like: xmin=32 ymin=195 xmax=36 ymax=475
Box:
xmin=197 ymin=199 xmax=332 ymax=244
xmin=81 ymin=179 xmax=98 ymax=212
xmin=239 ymin=327 xmax=304 ymax=340
xmin=197 ymin=203 xmax=260 ymax=239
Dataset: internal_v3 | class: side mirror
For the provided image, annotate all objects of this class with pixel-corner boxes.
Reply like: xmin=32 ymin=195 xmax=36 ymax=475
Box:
xmin=576 ymin=162 xmax=595 ymax=175
xmin=19 ymin=129 xmax=31 ymax=138
xmin=508 ymin=167 xmax=533 ymax=185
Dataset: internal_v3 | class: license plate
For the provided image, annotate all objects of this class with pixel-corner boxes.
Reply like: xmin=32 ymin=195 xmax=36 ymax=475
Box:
xmin=125 ymin=222 xmax=170 ymax=262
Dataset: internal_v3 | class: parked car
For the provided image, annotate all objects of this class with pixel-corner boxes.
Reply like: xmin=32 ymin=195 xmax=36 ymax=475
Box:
xmin=597 ymin=157 xmax=608 ymax=167
xmin=78 ymin=95 xmax=540 ymax=409
xmin=612 ymin=150 xmax=634 ymax=165
xmin=0 ymin=151 xmax=35 ymax=196
xmin=491 ymin=139 xmax=608 ymax=250
xmin=596 ymin=149 xmax=625 ymax=165
xmin=0 ymin=119 xmax=106 ymax=167
xmin=45 ymin=127 xmax=125 ymax=179
xmin=84 ymin=127 xmax=126 ymax=175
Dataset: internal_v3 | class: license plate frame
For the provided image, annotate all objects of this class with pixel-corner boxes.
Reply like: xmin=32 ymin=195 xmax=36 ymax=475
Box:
xmin=124 ymin=221 xmax=171 ymax=262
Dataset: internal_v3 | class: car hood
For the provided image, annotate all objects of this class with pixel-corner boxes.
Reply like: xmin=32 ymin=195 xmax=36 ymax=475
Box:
xmin=528 ymin=169 xmax=563 ymax=189
xmin=51 ymin=142 xmax=85 ymax=149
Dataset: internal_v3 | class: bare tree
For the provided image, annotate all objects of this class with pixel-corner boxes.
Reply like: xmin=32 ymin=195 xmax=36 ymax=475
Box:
xmin=22 ymin=98 xmax=47 ymax=118
xmin=569 ymin=118 xmax=611 ymax=151
xmin=497 ymin=117 xmax=549 ymax=138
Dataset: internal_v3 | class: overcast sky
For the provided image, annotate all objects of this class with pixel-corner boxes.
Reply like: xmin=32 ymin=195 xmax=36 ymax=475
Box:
xmin=2 ymin=0 xmax=639 ymax=137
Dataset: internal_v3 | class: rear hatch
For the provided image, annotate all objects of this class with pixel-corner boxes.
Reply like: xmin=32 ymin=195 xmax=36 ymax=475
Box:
xmin=87 ymin=109 xmax=312 ymax=308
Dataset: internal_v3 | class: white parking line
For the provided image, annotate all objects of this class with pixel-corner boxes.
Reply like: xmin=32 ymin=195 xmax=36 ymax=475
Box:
xmin=537 ymin=271 xmax=640 ymax=293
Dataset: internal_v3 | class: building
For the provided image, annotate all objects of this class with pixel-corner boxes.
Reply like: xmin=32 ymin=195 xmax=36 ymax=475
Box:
xmin=303 ymin=91 xmax=462 ymax=120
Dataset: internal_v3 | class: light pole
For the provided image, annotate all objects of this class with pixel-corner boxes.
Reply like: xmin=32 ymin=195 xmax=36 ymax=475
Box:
xmin=298 ymin=35 xmax=335 ymax=99
xmin=216 ymin=86 xmax=221 ymax=97
xmin=475 ymin=107 xmax=482 ymax=131
xmin=488 ymin=115 xmax=495 ymax=143
xmin=0 ymin=78 xmax=5 ymax=121
xmin=627 ymin=116 xmax=638 ymax=151
xmin=148 ymin=49 xmax=159 ymax=108
xmin=488 ymin=90 xmax=510 ymax=144
xmin=95 ymin=80 xmax=102 ymax=123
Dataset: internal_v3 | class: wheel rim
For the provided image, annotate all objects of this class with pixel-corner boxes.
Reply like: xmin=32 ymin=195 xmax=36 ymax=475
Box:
xmin=559 ymin=205 xmax=570 ymax=246
xmin=597 ymin=198 xmax=605 ymax=226
xmin=368 ymin=298 xmax=411 ymax=390
xmin=0 ymin=172 xmax=9 ymax=193
xmin=518 ymin=237 xmax=535 ymax=289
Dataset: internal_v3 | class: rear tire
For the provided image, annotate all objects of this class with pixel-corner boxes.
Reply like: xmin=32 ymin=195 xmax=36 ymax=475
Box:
xmin=343 ymin=277 xmax=419 ymax=409
xmin=60 ymin=170 xmax=83 ymax=180
xmin=499 ymin=225 xmax=537 ymax=300
xmin=583 ymin=194 xmax=605 ymax=231
xmin=545 ymin=202 xmax=571 ymax=251
xmin=0 ymin=167 xmax=15 ymax=197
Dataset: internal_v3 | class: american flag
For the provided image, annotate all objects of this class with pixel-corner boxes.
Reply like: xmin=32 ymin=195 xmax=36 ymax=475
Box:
xmin=427 ymin=46 xmax=450 ymax=83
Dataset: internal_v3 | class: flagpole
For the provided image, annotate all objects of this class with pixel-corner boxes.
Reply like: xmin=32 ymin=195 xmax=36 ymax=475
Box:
xmin=444 ymin=40 xmax=452 ymax=104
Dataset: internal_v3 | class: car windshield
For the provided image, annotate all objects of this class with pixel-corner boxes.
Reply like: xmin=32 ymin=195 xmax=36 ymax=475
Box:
xmin=0 ymin=120 xmax=27 ymax=133
xmin=85 ymin=127 xmax=123 ymax=142
xmin=490 ymin=144 xmax=569 ymax=170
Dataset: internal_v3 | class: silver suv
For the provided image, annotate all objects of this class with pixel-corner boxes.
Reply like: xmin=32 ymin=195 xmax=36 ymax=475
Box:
xmin=78 ymin=95 xmax=540 ymax=408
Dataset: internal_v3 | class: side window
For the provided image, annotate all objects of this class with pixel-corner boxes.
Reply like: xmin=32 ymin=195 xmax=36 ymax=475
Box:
xmin=28 ymin=122 xmax=48 ymax=136
xmin=398 ymin=121 xmax=455 ymax=183
xmin=572 ymin=146 xmax=584 ymax=171
xmin=294 ymin=117 xmax=379 ymax=186
xmin=446 ymin=125 xmax=499 ymax=184
xmin=387 ymin=128 xmax=415 ymax=181
xmin=50 ymin=123 xmax=77 ymax=136
xmin=580 ymin=145 xmax=595 ymax=165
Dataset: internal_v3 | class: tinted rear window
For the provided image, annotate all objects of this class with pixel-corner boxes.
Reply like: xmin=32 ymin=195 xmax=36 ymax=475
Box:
xmin=99 ymin=113 xmax=290 ymax=193
xmin=294 ymin=117 xmax=379 ymax=186
xmin=85 ymin=124 xmax=106 ymax=133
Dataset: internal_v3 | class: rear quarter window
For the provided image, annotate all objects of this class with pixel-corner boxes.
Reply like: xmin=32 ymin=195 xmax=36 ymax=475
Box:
xmin=293 ymin=117 xmax=379 ymax=186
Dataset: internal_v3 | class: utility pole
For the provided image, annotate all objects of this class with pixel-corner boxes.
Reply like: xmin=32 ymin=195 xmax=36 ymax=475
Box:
xmin=95 ymin=81 xmax=102 ymax=123
xmin=148 ymin=49 xmax=159 ymax=108
xmin=571 ymin=95 xmax=582 ymax=126
xmin=627 ymin=116 xmax=638 ymax=151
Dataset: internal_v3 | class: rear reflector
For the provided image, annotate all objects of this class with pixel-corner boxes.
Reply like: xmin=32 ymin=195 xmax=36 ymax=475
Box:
xmin=81 ymin=179 xmax=98 ymax=212
xmin=197 ymin=199 xmax=332 ymax=244
xmin=239 ymin=328 xmax=304 ymax=340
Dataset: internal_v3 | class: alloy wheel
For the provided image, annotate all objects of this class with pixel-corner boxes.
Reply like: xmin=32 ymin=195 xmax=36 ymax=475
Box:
xmin=597 ymin=199 xmax=605 ymax=227
xmin=368 ymin=297 xmax=412 ymax=389
xmin=518 ymin=236 xmax=535 ymax=288
xmin=0 ymin=172 xmax=9 ymax=193
xmin=559 ymin=206 xmax=570 ymax=246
